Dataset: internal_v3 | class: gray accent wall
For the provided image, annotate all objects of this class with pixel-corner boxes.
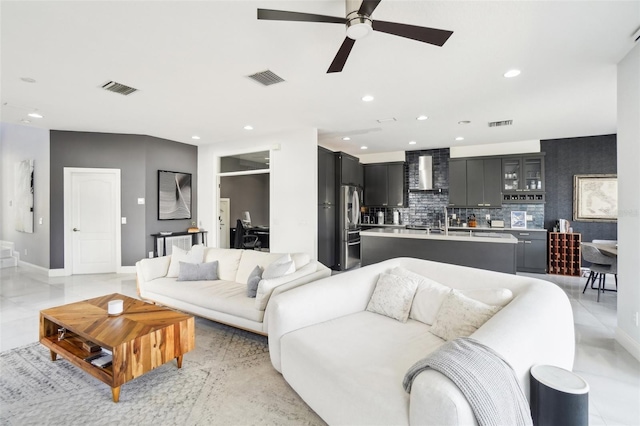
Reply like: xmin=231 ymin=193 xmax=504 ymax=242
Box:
xmin=50 ymin=131 xmax=197 ymax=268
xmin=541 ymin=134 xmax=617 ymax=244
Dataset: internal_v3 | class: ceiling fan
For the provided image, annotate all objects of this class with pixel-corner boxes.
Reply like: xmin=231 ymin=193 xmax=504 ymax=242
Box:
xmin=257 ymin=0 xmax=453 ymax=73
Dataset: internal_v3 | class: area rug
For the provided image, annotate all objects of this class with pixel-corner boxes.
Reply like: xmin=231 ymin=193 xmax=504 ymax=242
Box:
xmin=0 ymin=318 xmax=326 ymax=426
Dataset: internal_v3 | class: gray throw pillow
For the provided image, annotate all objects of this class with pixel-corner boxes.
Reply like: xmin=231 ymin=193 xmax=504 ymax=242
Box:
xmin=246 ymin=265 xmax=263 ymax=298
xmin=177 ymin=261 xmax=219 ymax=281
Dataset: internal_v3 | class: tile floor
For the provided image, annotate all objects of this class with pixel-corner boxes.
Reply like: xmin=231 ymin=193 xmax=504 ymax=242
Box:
xmin=1 ymin=266 xmax=639 ymax=425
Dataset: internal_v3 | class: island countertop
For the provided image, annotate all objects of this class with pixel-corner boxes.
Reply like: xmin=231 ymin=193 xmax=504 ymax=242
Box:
xmin=360 ymin=227 xmax=518 ymax=244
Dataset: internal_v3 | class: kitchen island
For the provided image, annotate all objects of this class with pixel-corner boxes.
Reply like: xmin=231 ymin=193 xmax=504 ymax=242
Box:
xmin=361 ymin=228 xmax=518 ymax=274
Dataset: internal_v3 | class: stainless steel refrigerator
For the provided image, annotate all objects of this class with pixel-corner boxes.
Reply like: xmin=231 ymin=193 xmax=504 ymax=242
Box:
xmin=337 ymin=185 xmax=362 ymax=270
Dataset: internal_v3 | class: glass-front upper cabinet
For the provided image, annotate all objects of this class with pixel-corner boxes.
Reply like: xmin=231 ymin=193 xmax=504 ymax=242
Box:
xmin=502 ymin=154 xmax=545 ymax=203
xmin=502 ymin=158 xmax=521 ymax=191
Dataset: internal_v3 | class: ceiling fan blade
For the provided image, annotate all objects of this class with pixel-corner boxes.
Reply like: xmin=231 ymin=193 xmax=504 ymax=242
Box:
xmin=372 ymin=20 xmax=453 ymax=46
xmin=257 ymin=9 xmax=346 ymax=24
xmin=327 ymin=37 xmax=356 ymax=73
xmin=358 ymin=0 xmax=383 ymax=17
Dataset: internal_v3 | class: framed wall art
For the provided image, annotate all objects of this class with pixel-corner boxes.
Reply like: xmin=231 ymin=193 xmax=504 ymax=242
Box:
xmin=573 ymin=174 xmax=617 ymax=222
xmin=15 ymin=159 xmax=34 ymax=233
xmin=158 ymin=170 xmax=192 ymax=220
xmin=510 ymin=211 xmax=527 ymax=229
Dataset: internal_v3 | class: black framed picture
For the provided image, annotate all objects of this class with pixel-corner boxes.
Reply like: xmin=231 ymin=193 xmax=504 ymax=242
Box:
xmin=158 ymin=170 xmax=192 ymax=220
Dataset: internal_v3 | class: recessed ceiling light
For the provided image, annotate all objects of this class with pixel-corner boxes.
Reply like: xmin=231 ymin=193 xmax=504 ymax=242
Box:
xmin=28 ymin=112 xmax=43 ymax=118
xmin=342 ymin=137 xmax=351 ymax=141
xmin=20 ymin=119 xmax=31 ymax=124
xmin=244 ymin=125 xmax=253 ymax=130
xmin=455 ymin=137 xmax=464 ymax=141
xmin=361 ymin=95 xmax=374 ymax=102
xmin=416 ymin=115 xmax=428 ymax=121
xmin=409 ymin=141 xmax=417 ymax=145
xmin=20 ymin=77 xmax=36 ymax=83
xmin=504 ymin=69 xmax=521 ymax=78
xmin=458 ymin=120 xmax=471 ymax=125
xmin=191 ymin=135 xmax=201 ymax=140
xmin=376 ymin=117 xmax=396 ymax=123
xmin=360 ymin=146 xmax=368 ymax=150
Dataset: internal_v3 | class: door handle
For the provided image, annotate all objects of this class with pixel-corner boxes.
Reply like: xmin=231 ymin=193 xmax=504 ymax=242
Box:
xmin=73 ymin=228 xmax=80 ymax=232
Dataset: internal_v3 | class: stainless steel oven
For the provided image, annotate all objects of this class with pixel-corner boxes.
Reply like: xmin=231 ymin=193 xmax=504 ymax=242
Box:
xmin=344 ymin=228 xmax=361 ymax=270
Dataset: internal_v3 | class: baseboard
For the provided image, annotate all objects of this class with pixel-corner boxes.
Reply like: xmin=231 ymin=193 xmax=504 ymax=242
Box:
xmin=615 ymin=327 xmax=640 ymax=362
xmin=17 ymin=260 xmax=51 ymax=275
xmin=48 ymin=269 xmax=67 ymax=277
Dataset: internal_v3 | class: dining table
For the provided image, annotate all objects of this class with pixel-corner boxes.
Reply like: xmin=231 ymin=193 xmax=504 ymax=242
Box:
xmin=589 ymin=242 xmax=618 ymax=257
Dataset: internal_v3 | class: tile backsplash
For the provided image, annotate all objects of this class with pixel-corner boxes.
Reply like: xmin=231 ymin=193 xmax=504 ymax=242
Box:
xmin=362 ymin=148 xmax=546 ymax=229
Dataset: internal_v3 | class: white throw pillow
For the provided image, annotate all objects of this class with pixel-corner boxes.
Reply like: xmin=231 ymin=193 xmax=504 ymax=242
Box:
xmin=429 ymin=290 xmax=502 ymax=341
xmin=460 ymin=288 xmax=514 ymax=307
xmin=167 ymin=244 xmax=205 ymax=278
xmin=262 ymin=254 xmax=295 ymax=279
xmin=389 ymin=266 xmax=451 ymax=325
xmin=366 ymin=273 xmax=419 ymax=323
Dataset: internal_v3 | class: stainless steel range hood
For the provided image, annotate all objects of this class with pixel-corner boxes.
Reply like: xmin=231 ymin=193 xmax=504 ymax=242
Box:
xmin=418 ymin=156 xmax=433 ymax=190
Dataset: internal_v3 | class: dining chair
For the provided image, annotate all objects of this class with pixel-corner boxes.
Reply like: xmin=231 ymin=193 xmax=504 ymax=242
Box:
xmin=581 ymin=243 xmax=617 ymax=302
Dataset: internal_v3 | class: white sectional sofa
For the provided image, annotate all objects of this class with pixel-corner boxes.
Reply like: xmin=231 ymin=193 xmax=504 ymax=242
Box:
xmin=268 ymin=257 xmax=575 ymax=426
xmin=136 ymin=247 xmax=331 ymax=335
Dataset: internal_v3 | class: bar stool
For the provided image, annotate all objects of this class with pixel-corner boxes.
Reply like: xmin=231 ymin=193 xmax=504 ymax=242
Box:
xmin=581 ymin=243 xmax=617 ymax=302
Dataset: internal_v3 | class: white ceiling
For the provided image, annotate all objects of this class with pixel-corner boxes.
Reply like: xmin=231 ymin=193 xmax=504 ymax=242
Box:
xmin=1 ymin=1 xmax=639 ymax=155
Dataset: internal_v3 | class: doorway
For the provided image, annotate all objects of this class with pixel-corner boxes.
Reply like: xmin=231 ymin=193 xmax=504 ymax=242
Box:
xmin=218 ymin=151 xmax=270 ymax=250
xmin=63 ymin=168 xmax=121 ymax=275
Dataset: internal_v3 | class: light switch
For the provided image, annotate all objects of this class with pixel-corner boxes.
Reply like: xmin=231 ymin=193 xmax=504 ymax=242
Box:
xmin=39 ymin=218 xmax=43 ymax=225
xmin=138 ymin=198 xmax=145 ymax=205
xmin=526 ymin=214 xmax=533 ymax=221
xmin=121 ymin=217 xmax=127 ymax=224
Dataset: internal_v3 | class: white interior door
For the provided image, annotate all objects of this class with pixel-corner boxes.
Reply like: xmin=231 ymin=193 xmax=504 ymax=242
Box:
xmin=219 ymin=198 xmax=230 ymax=248
xmin=65 ymin=168 xmax=121 ymax=274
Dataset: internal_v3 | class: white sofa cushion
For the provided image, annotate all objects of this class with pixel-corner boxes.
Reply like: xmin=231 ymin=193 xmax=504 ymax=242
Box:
xmin=460 ymin=288 xmax=514 ymax=307
xmin=143 ymin=277 xmax=264 ymax=322
xmin=139 ymin=256 xmax=171 ymax=282
xmin=203 ymin=248 xmax=243 ymax=281
xmin=235 ymin=251 xmax=286 ymax=284
xmin=263 ymin=254 xmax=295 ymax=280
xmin=430 ymin=290 xmax=502 ymax=341
xmin=291 ymin=253 xmax=311 ymax=270
xmin=167 ymin=244 xmax=205 ymax=278
xmin=366 ymin=273 xmax=418 ymax=322
xmin=281 ymin=311 xmax=445 ymax=426
xmin=255 ymin=261 xmax=316 ymax=311
xmin=390 ymin=266 xmax=451 ymax=325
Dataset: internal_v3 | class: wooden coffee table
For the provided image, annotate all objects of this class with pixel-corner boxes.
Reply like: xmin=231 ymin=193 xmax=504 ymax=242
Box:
xmin=39 ymin=293 xmax=195 ymax=402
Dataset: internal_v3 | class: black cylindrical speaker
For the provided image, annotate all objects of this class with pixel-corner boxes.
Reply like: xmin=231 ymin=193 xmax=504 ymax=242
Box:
xmin=530 ymin=365 xmax=589 ymax=426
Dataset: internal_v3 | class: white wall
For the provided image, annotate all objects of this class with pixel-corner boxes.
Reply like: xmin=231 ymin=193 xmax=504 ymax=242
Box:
xmin=198 ymin=128 xmax=318 ymax=258
xmin=0 ymin=123 xmax=51 ymax=268
xmin=616 ymin=42 xmax=640 ymax=360
xmin=450 ymin=140 xmax=540 ymax=158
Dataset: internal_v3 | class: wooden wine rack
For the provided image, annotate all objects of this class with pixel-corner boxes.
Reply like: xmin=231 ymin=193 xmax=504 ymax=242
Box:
xmin=548 ymin=232 xmax=582 ymax=276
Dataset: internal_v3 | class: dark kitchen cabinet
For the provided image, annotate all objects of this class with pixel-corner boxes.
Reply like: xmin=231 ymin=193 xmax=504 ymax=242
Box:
xmin=502 ymin=154 xmax=545 ymax=203
xmin=448 ymin=159 xmax=467 ymax=207
xmin=318 ymin=147 xmax=337 ymax=268
xmin=318 ymin=204 xmax=336 ymax=268
xmin=364 ymin=162 xmax=406 ymax=207
xmin=505 ymin=230 xmax=547 ymax=273
xmin=318 ymin=147 xmax=336 ymax=205
xmin=449 ymin=158 xmax=501 ymax=207
xmin=338 ymin=152 xmax=361 ymax=187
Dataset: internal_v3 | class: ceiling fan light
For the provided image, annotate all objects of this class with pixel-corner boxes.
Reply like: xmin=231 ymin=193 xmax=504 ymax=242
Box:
xmin=504 ymin=69 xmax=521 ymax=78
xmin=346 ymin=16 xmax=372 ymax=40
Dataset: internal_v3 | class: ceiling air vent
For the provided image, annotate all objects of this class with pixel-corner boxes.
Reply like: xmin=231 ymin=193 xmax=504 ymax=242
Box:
xmin=247 ymin=70 xmax=285 ymax=86
xmin=101 ymin=81 xmax=138 ymax=96
xmin=488 ymin=119 xmax=513 ymax=127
